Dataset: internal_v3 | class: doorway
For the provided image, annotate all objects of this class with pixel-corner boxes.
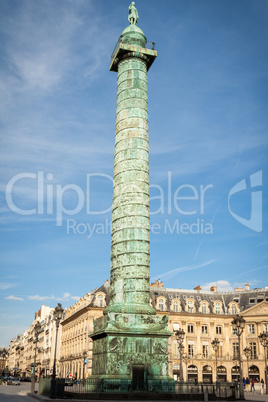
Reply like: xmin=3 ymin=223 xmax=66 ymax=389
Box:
xmin=132 ymin=365 xmax=145 ymax=391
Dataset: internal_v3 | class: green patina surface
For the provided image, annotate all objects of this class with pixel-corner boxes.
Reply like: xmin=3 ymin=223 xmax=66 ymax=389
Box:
xmin=90 ymin=5 xmax=173 ymax=389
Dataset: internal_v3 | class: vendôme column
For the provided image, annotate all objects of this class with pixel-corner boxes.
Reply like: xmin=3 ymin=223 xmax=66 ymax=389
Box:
xmin=90 ymin=3 xmax=173 ymax=389
xmin=107 ymin=4 xmax=156 ymax=316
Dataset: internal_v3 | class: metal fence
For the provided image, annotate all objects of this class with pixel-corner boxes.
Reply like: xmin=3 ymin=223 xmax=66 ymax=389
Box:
xmin=64 ymin=379 xmax=237 ymax=399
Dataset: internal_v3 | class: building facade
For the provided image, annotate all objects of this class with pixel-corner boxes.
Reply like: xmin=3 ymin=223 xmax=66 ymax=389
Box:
xmin=6 ymin=281 xmax=268 ymax=383
xmin=0 ymin=348 xmax=8 ymax=374
xmin=6 ymin=305 xmax=63 ymax=379
xmin=151 ymin=281 xmax=268 ymax=383
xmin=60 ymin=281 xmax=268 ymax=383
xmin=59 ymin=281 xmax=109 ymax=379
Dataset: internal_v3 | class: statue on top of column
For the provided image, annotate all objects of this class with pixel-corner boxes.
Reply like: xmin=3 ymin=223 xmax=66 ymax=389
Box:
xmin=128 ymin=2 xmax=139 ymax=25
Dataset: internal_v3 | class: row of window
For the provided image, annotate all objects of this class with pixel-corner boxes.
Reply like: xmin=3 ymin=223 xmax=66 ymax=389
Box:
xmin=175 ymin=323 xmax=268 ymax=335
xmin=174 ymin=341 xmax=259 ymax=359
xmin=157 ymin=298 xmax=239 ymax=314
xmin=247 ymin=323 xmax=268 ymax=335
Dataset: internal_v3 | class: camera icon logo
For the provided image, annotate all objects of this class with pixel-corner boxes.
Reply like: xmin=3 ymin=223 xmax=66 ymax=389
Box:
xmin=228 ymin=170 xmax=262 ymax=233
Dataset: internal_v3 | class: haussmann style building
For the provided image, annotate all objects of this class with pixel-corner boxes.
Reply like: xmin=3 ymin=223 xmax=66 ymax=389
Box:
xmin=58 ymin=281 xmax=268 ymax=384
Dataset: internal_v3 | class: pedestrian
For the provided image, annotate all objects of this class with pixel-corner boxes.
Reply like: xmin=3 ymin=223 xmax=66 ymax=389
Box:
xmin=250 ymin=377 xmax=255 ymax=392
xmin=246 ymin=377 xmax=250 ymax=392
xmin=243 ymin=377 xmax=246 ymax=389
xmin=261 ymin=379 xmax=264 ymax=395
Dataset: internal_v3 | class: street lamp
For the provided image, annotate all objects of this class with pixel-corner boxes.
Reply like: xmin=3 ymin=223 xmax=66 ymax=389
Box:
xmin=175 ymin=329 xmax=185 ymax=382
xmin=211 ymin=338 xmax=220 ymax=382
xmin=69 ymin=354 xmax=73 ymax=378
xmin=50 ymin=303 xmax=64 ymax=399
xmin=31 ymin=321 xmax=41 ymax=393
xmin=258 ymin=332 xmax=268 ymax=394
xmin=83 ymin=351 xmax=87 ymax=381
xmin=231 ymin=315 xmax=245 ymax=400
xmin=243 ymin=346 xmax=251 ymax=380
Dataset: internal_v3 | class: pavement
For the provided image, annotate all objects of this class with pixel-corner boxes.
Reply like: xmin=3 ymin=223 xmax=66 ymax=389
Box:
xmin=244 ymin=392 xmax=268 ymax=402
xmin=28 ymin=391 xmax=268 ymax=402
xmin=1 ymin=383 xmax=268 ymax=402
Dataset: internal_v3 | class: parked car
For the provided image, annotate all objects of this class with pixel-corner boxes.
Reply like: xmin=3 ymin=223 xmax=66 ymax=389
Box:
xmin=1 ymin=376 xmax=8 ymax=383
xmin=7 ymin=377 xmax=20 ymax=385
xmin=20 ymin=376 xmax=32 ymax=382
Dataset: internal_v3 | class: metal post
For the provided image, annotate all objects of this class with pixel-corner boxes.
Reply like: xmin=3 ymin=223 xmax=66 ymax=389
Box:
xmin=264 ymin=345 xmax=267 ymax=394
xmin=212 ymin=338 xmax=220 ymax=383
xmin=175 ymin=329 xmax=185 ymax=382
xmin=31 ymin=341 xmax=38 ymax=393
xmin=243 ymin=347 xmax=251 ymax=383
xmin=238 ymin=332 xmax=244 ymax=399
xmin=231 ymin=315 xmax=245 ymax=400
xmin=50 ymin=324 xmax=58 ymax=398
xmin=83 ymin=351 xmax=87 ymax=381
xmin=179 ymin=344 xmax=183 ymax=382
xmin=182 ymin=353 xmax=190 ymax=382
xmin=258 ymin=332 xmax=268 ymax=394
xmin=50 ymin=303 xmax=64 ymax=399
xmin=216 ymin=353 xmax=218 ymax=381
xmin=31 ymin=322 xmax=41 ymax=394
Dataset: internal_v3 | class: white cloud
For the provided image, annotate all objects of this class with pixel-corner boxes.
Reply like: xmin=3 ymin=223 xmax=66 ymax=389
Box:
xmin=28 ymin=292 xmax=77 ymax=301
xmin=202 ymin=280 xmax=233 ymax=292
xmin=152 ymin=259 xmax=217 ymax=281
xmin=71 ymin=296 xmax=80 ymax=301
xmin=5 ymin=295 xmax=24 ymax=301
xmin=28 ymin=295 xmax=55 ymax=301
xmin=0 ymin=282 xmax=16 ymax=290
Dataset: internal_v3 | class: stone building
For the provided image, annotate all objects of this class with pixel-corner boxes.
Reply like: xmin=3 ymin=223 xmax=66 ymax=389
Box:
xmin=59 ymin=281 xmax=109 ymax=379
xmin=6 ymin=305 xmax=63 ymax=379
xmin=150 ymin=281 xmax=268 ymax=382
xmin=5 ymin=281 xmax=268 ymax=383
xmin=5 ymin=335 xmax=22 ymax=377
xmin=60 ymin=281 xmax=268 ymax=383
xmin=0 ymin=348 xmax=8 ymax=374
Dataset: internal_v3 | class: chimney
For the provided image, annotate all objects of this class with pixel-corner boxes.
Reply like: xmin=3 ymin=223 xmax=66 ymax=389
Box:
xmin=150 ymin=280 xmax=164 ymax=288
xmin=194 ymin=285 xmax=202 ymax=291
xmin=210 ymin=286 xmax=217 ymax=292
xmin=245 ymin=283 xmax=249 ymax=291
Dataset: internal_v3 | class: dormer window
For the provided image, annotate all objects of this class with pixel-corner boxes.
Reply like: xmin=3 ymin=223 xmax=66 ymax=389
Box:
xmin=231 ymin=304 xmax=236 ymax=314
xmin=159 ymin=299 xmax=164 ymax=311
xmin=173 ymin=301 xmax=178 ymax=312
xmin=202 ymin=304 xmax=207 ymax=314
xmin=188 ymin=300 xmax=193 ymax=313
xmin=97 ymin=295 xmax=104 ymax=307
xmin=215 ymin=303 xmax=220 ymax=314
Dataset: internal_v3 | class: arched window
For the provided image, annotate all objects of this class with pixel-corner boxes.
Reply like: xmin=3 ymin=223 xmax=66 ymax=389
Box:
xmin=231 ymin=304 xmax=236 ymax=314
xmin=97 ymin=295 xmax=103 ymax=307
xmin=249 ymin=365 xmax=260 ymax=381
xmin=188 ymin=365 xmax=198 ymax=382
xmin=215 ymin=303 xmax=220 ymax=314
xmin=202 ymin=365 xmax=212 ymax=383
xmin=202 ymin=304 xmax=207 ymax=314
xmin=159 ymin=299 xmax=164 ymax=311
xmin=173 ymin=301 xmax=178 ymax=312
xmin=217 ymin=365 xmax=227 ymax=382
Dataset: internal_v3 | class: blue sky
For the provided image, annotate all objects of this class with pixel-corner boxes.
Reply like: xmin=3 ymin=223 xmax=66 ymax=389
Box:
xmin=0 ymin=0 xmax=267 ymax=347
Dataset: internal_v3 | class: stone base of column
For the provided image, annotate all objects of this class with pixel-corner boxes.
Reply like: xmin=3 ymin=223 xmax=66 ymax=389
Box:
xmin=89 ymin=313 xmax=174 ymax=392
